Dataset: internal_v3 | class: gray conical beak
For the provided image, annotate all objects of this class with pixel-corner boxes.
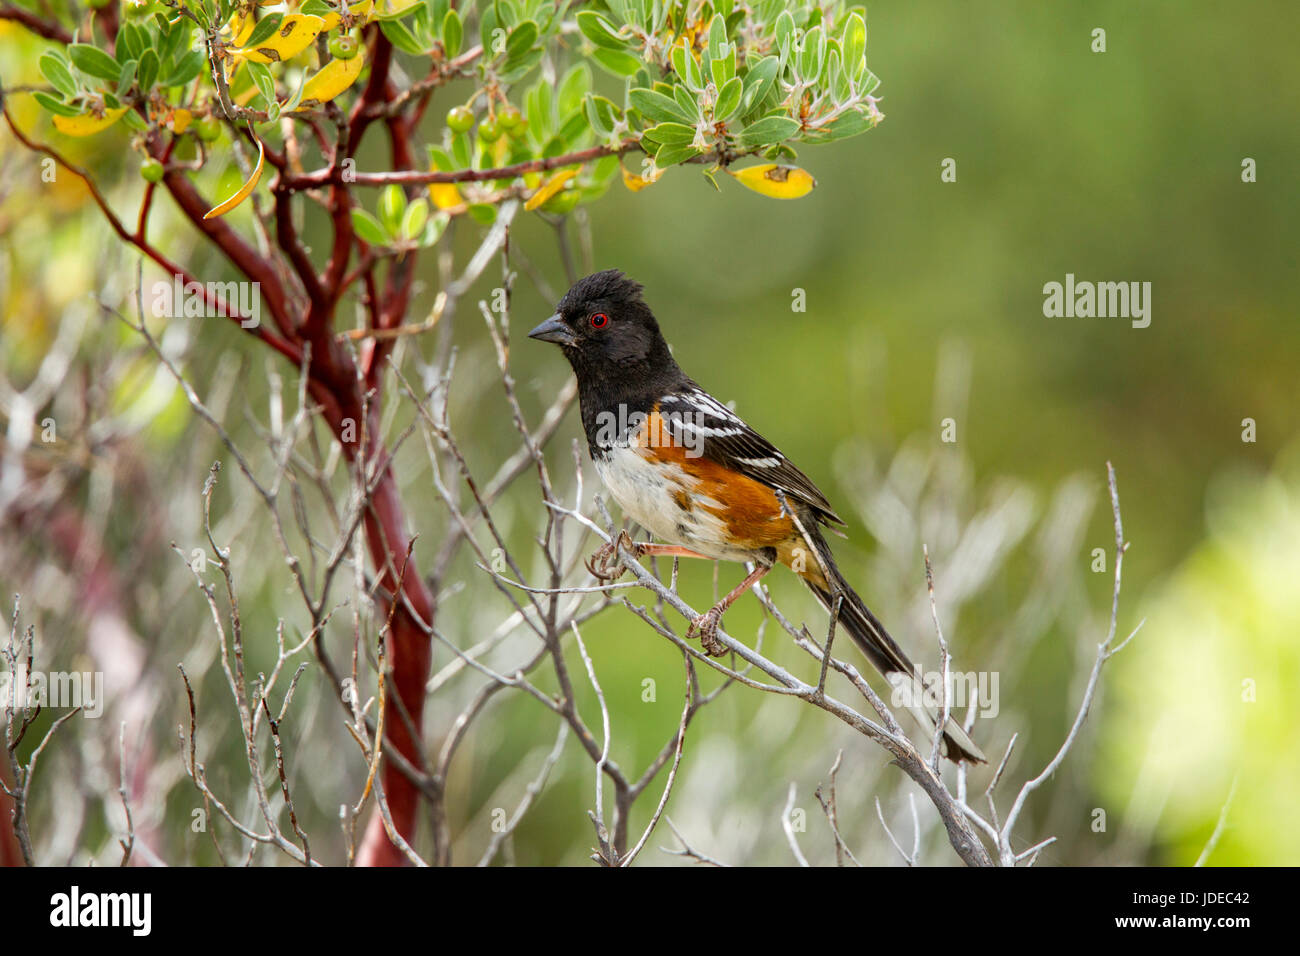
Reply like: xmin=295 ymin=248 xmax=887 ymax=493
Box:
xmin=528 ymin=313 xmax=578 ymax=347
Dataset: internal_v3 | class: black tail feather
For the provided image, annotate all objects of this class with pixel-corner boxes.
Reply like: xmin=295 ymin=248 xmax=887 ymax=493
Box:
xmin=803 ymin=547 xmax=986 ymax=764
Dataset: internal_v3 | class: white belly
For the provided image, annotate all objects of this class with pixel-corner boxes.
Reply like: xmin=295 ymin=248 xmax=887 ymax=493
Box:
xmin=593 ymin=445 xmax=751 ymax=561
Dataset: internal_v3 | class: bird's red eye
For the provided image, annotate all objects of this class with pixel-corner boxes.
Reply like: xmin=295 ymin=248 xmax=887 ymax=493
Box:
xmin=589 ymin=312 xmax=609 ymax=329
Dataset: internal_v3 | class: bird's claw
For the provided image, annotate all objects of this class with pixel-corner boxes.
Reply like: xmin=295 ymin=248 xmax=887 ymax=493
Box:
xmin=585 ymin=531 xmax=642 ymax=582
xmin=687 ymin=606 xmax=727 ymax=656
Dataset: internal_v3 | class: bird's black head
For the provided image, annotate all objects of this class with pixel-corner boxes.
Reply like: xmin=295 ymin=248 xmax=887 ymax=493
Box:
xmin=528 ymin=270 xmax=677 ymax=380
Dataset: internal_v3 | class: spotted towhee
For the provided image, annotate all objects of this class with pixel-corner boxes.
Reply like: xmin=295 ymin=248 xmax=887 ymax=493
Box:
xmin=529 ymin=270 xmax=986 ymax=764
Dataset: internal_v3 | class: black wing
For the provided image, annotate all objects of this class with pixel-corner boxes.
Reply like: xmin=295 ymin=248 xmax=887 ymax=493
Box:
xmin=658 ymin=386 xmax=844 ymax=526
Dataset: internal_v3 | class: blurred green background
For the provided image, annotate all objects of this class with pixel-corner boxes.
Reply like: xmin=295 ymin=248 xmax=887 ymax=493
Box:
xmin=2 ymin=0 xmax=1296 ymax=865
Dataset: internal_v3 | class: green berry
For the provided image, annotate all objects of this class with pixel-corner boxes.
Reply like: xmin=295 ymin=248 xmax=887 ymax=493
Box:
xmin=329 ymin=35 xmax=359 ymax=60
xmin=497 ymin=105 xmax=522 ymax=129
xmin=506 ymin=113 xmax=528 ymax=139
xmin=477 ymin=118 xmax=503 ymax=142
xmin=139 ymin=158 xmax=164 ymax=183
xmin=196 ymin=116 xmax=221 ymax=142
xmin=446 ymin=105 xmax=474 ymax=133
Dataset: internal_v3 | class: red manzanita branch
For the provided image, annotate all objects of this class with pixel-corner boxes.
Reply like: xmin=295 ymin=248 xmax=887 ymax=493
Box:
xmin=0 ymin=105 xmax=304 ymax=363
xmin=0 ymin=4 xmax=72 ymax=43
xmin=7 ymin=20 xmax=455 ymax=867
xmin=285 ymin=139 xmax=642 ymax=190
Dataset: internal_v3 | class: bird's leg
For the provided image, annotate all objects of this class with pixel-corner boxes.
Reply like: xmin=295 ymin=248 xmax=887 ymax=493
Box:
xmin=585 ymin=532 xmax=710 ymax=581
xmin=688 ymin=563 xmax=772 ymax=656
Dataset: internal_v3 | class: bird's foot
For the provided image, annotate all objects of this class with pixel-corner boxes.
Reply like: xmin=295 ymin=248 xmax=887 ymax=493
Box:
xmin=687 ymin=605 xmax=727 ymax=656
xmin=585 ymin=531 xmax=642 ymax=582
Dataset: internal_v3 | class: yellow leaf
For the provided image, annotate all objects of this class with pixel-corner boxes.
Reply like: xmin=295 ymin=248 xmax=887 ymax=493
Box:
xmin=726 ymin=163 xmax=816 ymax=199
xmin=235 ymin=14 xmax=325 ymax=64
xmin=319 ymin=0 xmax=373 ymax=29
xmin=428 ymin=182 xmax=461 ymax=210
xmin=525 ymin=167 xmax=580 ymax=211
xmin=52 ymin=107 xmax=128 ymax=137
xmin=621 ymin=161 xmax=663 ymax=192
xmin=226 ymin=9 xmax=256 ymax=46
xmin=204 ymin=137 xmax=265 ymax=219
xmin=168 ymin=108 xmax=192 ymax=133
xmin=296 ymin=50 xmax=365 ymax=108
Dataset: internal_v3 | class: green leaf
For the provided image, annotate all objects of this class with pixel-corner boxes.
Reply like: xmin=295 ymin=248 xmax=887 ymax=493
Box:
xmin=629 ymin=87 xmax=693 ymax=125
xmin=739 ymin=56 xmax=779 ymax=117
xmin=32 ymin=91 xmax=81 ymax=117
xmin=774 ymin=11 xmax=795 ymax=58
xmin=137 ymin=49 xmax=159 ymax=93
xmin=584 ymin=94 xmax=619 ymax=137
xmin=381 ymin=19 xmax=426 ymax=56
xmin=427 ymin=145 xmax=454 ymax=171
xmin=706 ymin=13 xmax=725 ymax=62
xmin=246 ymin=61 xmax=276 ymax=107
xmin=442 ymin=8 xmax=462 ymax=57
xmin=736 ymin=114 xmax=800 ymax=147
xmin=802 ymin=109 xmax=876 ymax=143
xmin=654 ymin=142 xmax=700 ymax=167
xmin=798 ymin=26 xmax=826 ymax=81
xmin=714 ymin=76 xmax=742 ymax=121
xmin=116 ymin=59 xmax=138 ymax=100
xmin=283 ymin=69 xmax=306 ymax=112
xmin=351 ymin=208 xmax=390 ymax=246
xmin=159 ymin=20 xmax=187 ymax=65
xmin=592 ymin=48 xmax=642 ymax=77
xmin=39 ymin=54 xmax=77 ymax=99
xmin=162 ymin=51 xmax=205 ymax=89
xmin=710 ymin=42 xmax=735 ymax=87
xmin=467 ymin=203 xmax=497 ymax=225
xmin=540 ymin=133 xmax=568 ymax=159
xmin=378 ymin=184 xmax=406 ymax=235
xmin=644 ymin=122 xmax=695 ymax=145
xmin=243 ymin=14 xmax=284 ymax=50
xmin=576 ymin=11 xmax=624 ymax=50
xmin=842 ymin=11 xmax=866 ymax=75
xmin=69 ymin=44 xmax=122 ymax=82
xmin=114 ymin=23 xmax=142 ymax=65
xmin=478 ymin=5 xmax=500 ymax=56
xmin=672 ymin=84 xmax=699 ymax=120
xmin=557 ymin=109 xmax=589 ymax=145
xmin=501 ymin=47 xmax=543 ymax=83
xmin=401 ymin=197 xmax=429 ymax=240
xmin=828 ymin=48 xmax=848 ymax=103
xmin=451 ymin=129 xmax=473 ymax=167
xmin=557 ymin=63 xmax=592 ymax=118
xmin=505 ymin=20 xmax=537 ymax=61
xmin=421 ymin=212 xmax=449 ymax=247
xmin=671 ymin=42 xmax=702 ymax=91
